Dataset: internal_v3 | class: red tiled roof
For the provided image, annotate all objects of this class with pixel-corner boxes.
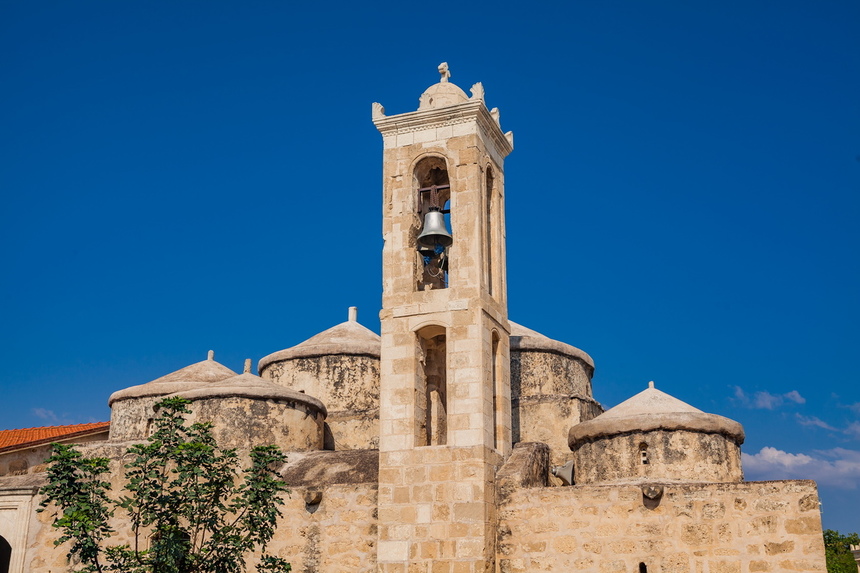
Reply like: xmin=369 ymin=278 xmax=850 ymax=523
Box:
xmin=0 ymin=422 xmax=110 ymax=453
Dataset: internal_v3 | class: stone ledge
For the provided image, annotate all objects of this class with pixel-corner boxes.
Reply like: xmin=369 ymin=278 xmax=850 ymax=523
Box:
xmin=281 ymin=449 xmax=379 ymax=486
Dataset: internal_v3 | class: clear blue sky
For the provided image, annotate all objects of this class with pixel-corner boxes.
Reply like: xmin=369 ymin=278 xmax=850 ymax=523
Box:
xmin=2 ymin=1 xmax=858 ymax=532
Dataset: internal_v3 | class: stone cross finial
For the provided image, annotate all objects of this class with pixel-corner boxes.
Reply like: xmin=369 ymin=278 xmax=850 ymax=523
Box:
xmin=244 ymin=359 xmax=252 ymax=374
xmin=648 ymin=381 xmax=655 ymax=389
xmin=349 ymin=306 xmax=358 ymax=322
xmin=208 ymin=350 xmax=214 ymax=361
xmin=438 ymin=62 xmax=450 ymax=83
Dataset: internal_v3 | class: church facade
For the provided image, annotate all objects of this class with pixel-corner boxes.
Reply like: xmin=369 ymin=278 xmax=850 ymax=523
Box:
xmin=0 ymin=65 xmax=827 ymax=573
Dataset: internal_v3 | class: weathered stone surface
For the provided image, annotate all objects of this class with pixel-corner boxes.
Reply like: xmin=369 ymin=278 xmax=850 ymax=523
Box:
xmin=496 ymin=442 xmax=549 ymax=503
xmin=108 ymin=354 xmax=236 ymax=440
xmin=281 ymin=450 xmax=379 ymax=486
xmin=497 ymin=480 xmax=826 ymax=572
xmin=572 ymin=428 xmax=744 ymax=484
xmin=0 ymin=65 xmax=828 ymax=573
xmin=261 ymin=315 xmax=381 ymax=450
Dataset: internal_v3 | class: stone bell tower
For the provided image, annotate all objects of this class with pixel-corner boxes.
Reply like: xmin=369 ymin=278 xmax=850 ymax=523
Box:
xmin=373 ymin=63 xmax=514 ymax=572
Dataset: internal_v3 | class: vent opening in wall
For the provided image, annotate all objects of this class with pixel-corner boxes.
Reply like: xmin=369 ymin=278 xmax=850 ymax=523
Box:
xmin=639 ymin=563 xmax=647 ymax=573
xmin=639 ymin=442 xmax=649 ymax=464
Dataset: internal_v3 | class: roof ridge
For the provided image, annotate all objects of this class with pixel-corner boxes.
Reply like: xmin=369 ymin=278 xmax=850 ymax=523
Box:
xmin=0 ymin=422 xmax=111 ymax=453
xmin=0 ymin=421 xmax=110 ymax=432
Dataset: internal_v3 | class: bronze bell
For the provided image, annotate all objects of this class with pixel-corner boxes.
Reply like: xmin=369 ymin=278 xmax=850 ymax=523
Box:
xmin=417 ymin=209 xmax=453 ymax=249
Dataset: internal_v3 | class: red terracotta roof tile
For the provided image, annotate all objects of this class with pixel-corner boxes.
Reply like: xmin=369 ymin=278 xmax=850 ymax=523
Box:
xmin=0 ymin=421 xmax=110 ymax=453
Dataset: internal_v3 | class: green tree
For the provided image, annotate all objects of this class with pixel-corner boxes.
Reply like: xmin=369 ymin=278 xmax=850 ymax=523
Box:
xmin=38 ymin=397 xmax=291 ymax=573
xmin=824 ymin=528 xmax=860 ymax=573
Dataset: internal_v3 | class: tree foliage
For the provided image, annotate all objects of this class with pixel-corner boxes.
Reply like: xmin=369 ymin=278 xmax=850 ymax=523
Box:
xmin=39 ymin=397 xmax=291 ymax=573
xmin=824 ymin=528 xmax=860 ymax=573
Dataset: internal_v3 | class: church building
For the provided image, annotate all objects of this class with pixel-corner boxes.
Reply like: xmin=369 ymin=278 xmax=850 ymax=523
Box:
xmin=0 ymin=65 xmax=827 ymax=573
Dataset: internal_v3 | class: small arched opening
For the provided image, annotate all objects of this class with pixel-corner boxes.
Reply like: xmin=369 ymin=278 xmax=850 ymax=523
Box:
xmin=484 ymin=167 xmax=495 ymax=296
xmin=639 ymin=563 xmax=647 ymax=573
xmin=416 ymin=325 xmax=447 ymax=446
xmin=639 ymin=442 xmax=649 ymax=465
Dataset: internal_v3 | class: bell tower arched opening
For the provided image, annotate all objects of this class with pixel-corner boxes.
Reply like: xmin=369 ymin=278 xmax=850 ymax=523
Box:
xmin=413 ymin=156 xmax=452 ymax=291
xmin=485 ymin=167 xmax=496 ymax=297
xmin=416 ymin=325 xmax=447 ymax=446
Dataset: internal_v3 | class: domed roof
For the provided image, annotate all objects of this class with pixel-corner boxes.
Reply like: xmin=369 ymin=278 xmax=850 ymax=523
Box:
xmin=170 ymin=367 xmax=327 ymax=418
xmin=598 ymin=382 xmax=704 ymax=419
xmin=569 ymin=382 xmax=744 ymax=448
xmin=417 ymin=62 xmax=469 ymax=111
xmin=258 ymin=307 xmax=380 ymax=371
xmin=509 ymin=321 xmax=594 ymax=368
xmin=108 ymin=351 xmax=236 ymax=406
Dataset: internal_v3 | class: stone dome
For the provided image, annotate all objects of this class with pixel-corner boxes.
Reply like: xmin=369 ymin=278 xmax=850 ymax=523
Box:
xmin=170 ymin=366 xmax=326 ymax=452
xmin=510 ymin=321 xmax=594 ymax=369
xmin=568 ymin=382 xmax=744 ymax=446
xmin=417 ymin=62 xmax=470 ymax=111
xmin=568 ymin=382 xmax=745 ymax=484
xmin=418 ymin=81 xmax=469 ymax=110
xmin=509 ymin=321 xmax=601 ymax=468
xmin=107 ymin=351 xmax=237 ymax=441
xmin=173 ymin=371 xmax=327 ymax=417
xmin=258 ymin=307 xmax=381 ymax=450
xmin=108 ymin=351 xmax=236 ymax=406
xmin=258 ymin=311 xmax=380 ymax=371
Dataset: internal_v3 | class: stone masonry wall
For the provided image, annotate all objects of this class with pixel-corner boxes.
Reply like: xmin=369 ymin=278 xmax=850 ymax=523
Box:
xmin=497 ymin=480 xmax=826 ymax=573
xmin=262 ymin=483 xmax=378 ymax=573
xmin=20 ymin=482 xmax=378 ymax=573
xmin=0 ymin=432 xmax=109 ymax=477
xmin=11 ymin=446 xmax=381 ymax=573
xmin=261 ymin=355 xmax=381 ymax=450
xmin=572 ymin=430 xmax=743 ymax=485
xmin=511 ymin=350 xmax=602 ymax=470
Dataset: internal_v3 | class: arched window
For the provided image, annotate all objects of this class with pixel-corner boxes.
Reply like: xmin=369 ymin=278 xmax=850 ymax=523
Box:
xmin=414 ymin=157 xmax=451 ymax=291
xmin=491 ymin=331 xmax=503 ymax=450
xmin=485 ymin=168 xmax=495 ymax=296
xmin=0 ymin=535 xmax=11 ymax=573
xmin=416 ymin=325 xmax=447 ymax=446
xmin=639 ymin=442 xmax=649 ymax=465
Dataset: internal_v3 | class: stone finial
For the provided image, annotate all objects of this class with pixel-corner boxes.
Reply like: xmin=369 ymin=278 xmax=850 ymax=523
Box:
xmin=648 ymin=381 xmax=655 ymax=389
xmin=470 ymin=82 xmax=484 ymax=101
xmin=207 ymin=350 xmax=214 ymax=361
xmin=244 ymin=359 xmax=252 ymax=374
xmin=505 ymin=131 xmax=514 ymax=148
xmin=490 ymin=107 xmax=500 ymax=125
xmin=372 ymin=102 xmax=385 ymax=119
xmin=438 ymin=62 xmax=450 ymax=83
xmin=349 ymin=306 xmax=358 ymax=322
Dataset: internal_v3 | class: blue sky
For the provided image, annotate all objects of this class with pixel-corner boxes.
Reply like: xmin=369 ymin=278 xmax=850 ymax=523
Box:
xmin=1 ymin=1 xmax=858 ymax=532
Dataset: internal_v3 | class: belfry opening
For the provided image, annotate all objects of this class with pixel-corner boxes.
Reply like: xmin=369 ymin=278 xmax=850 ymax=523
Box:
xmin=414 ymin=156 xmax=451 ymax=291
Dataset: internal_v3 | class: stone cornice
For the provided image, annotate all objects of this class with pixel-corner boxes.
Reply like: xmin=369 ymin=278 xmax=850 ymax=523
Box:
xmin=373 ymin=100 xmax=513 ymax=158
xmin=568 ymin=412 xmax=746 ymax=448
